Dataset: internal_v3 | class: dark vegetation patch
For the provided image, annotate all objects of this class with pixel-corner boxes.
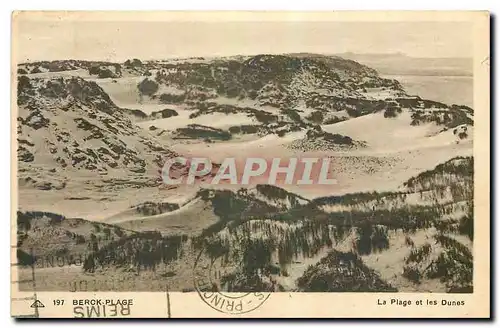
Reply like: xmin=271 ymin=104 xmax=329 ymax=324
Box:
xmin=228 ymin=124 xmax=260 ymax=135
xmin=403 ymin=234 xmax=472 ymax=292
xmin=313 ymin=190 xmax=403 ymax=207
xmin=255 ymin=184 xmax=308 ymax=205
xmin=307 ymin=129 xmax=354 ymax=145
xmin=137 ymin=78 xmax=159 ymax=97
xmin=188 ymin=102 xmax=278 ymax=124
xmin=150 ymin=108 xmax=178 ymax=119
xmin=410 ymin=108 xmax=473 ymax=129
xmin=305 ymin=93 xmax=388 ymax=116
xmin=83 ymin=231 xmax=188 ymax=273
xmin=159 ymin=93 xmax=186 ymax=104
xmin=122 ymin=108 xmax=148 ymax=119
xmin=383 ymin=102 xmax=403 ymax=118
xmin=306 ymin=110 xmax=324 ymax=123
xmin=289 ymin=127 xmax=365 ymax=151
xmin=124 ymin=58 xmax=143 ymax=68
xmin=323 ymin=116 xmax=347 ymax=125
xmin=404 ymin=156 xmax=473 ymax=191
xmin=16 ymin=211 xmax=133 ymax=267
xmin=133 ymin=201 xmax=180 ymax=216
xmin=354 ymin=223 xmax=390 ymax=255
xmin=297 ymin=250 xmax=397 ymax=292
xmin=196 ymin=188 xmax=281 ymax=230
xmin=173 ymin=124 xmax=231 ymax=141
xmin=88 ymin=64 xmax=121 ymax=79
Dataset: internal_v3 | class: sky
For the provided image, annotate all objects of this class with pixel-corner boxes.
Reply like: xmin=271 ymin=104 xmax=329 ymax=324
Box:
xmin=14 ymin=15 xmax=473 ymax=63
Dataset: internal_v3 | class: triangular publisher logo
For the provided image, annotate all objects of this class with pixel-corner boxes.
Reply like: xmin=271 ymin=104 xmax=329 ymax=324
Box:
xmin=30 ymin=300 xmax=45 ymax=308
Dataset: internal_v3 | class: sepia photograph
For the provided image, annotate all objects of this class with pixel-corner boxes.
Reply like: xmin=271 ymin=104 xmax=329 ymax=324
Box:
xmin=10 ymin=11 xmax=490 ymax=318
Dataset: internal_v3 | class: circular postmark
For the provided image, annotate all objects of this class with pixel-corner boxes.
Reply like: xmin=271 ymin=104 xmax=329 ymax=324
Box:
xmin=193 ymin=249 xmax=270 ymax=315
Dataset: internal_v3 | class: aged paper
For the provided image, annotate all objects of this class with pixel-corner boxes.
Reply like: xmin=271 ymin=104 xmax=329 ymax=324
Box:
xmin=11 ymin=11 xmax=490 ymax=318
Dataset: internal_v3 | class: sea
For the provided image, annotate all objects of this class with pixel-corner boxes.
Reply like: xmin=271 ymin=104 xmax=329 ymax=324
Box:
xmin=382 ymin=74 xmax=473 ymax=108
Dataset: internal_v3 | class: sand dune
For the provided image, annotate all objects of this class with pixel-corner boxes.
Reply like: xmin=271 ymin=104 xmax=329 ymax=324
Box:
xmin=112 ymin=196 xmax=219 ymax=235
